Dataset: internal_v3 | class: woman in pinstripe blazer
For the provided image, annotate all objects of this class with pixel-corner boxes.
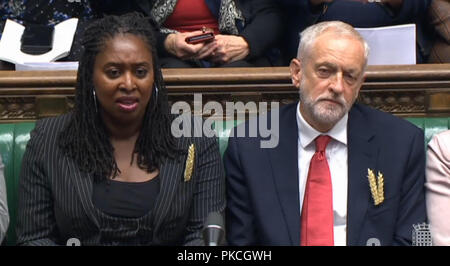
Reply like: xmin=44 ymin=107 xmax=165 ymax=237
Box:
xmin=16 ymin=13 xmax=225 ymax=246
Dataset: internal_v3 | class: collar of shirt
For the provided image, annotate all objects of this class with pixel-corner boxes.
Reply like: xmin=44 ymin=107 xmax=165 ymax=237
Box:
xmin=296 ymin=102 xmax=348 ymax=148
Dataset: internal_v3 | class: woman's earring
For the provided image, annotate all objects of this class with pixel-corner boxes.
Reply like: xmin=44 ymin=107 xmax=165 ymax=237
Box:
xmin=154 ymin=85 xmax=159 ymax=101
xmin=93 ymin=89 xmax=98 ymax=112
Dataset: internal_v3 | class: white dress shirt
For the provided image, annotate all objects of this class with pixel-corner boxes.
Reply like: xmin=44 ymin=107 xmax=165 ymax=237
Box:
xmin=296 ymin=102 xmax=348 ymax=246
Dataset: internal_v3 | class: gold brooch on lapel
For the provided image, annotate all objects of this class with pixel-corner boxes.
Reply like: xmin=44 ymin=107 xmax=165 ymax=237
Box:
xmin=368 ymin=169 xmax=384 ymax=206
xmin=184 ymin=144 xmax=195 ymax=182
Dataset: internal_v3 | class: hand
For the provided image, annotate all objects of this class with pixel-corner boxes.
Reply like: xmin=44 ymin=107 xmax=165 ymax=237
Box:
xmin=195 ymin=40 xmax=218 ymax=60
xmin=209 ymin=35 xmax=249 ymax=65
xmin=164 ymin=31 xmax=213 ymax=60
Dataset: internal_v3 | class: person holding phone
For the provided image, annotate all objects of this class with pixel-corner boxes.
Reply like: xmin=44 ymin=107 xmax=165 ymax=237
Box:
xmin=95 ymin=0 xmax=283 ymax=68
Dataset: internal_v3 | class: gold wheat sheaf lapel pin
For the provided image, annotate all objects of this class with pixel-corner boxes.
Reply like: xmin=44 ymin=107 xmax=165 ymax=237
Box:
xmin=184 ymin=144 xmax=195 ymax=182
xmin=368 ymin=169 xmax=385 ymax=206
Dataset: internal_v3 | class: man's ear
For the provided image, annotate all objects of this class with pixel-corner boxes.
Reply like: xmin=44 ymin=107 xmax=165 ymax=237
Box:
xmin=290 ymin=58 xmax=302 ymax=88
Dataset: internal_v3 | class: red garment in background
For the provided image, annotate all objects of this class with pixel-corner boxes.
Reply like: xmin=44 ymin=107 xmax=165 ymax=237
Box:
xmin=163 ymin=0 xmax=220 ymax=34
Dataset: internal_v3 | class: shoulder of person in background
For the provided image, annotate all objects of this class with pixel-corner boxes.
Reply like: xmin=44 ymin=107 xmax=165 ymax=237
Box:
xmin=428 ymin=130 xmax=450 ymax=158
xmin=428 ymin=0 xmax=450 ymax=44
xmin=426 ymin=0 xmax=450 ymax=63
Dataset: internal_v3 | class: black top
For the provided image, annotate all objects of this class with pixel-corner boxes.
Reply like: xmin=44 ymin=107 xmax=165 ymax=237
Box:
xmin=93 ymin=176 xmax=160 ymax=218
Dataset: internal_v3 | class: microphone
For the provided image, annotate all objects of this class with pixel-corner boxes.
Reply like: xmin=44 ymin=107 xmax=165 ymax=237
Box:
xmin=203 ymin=212 xmax=225 ymax=246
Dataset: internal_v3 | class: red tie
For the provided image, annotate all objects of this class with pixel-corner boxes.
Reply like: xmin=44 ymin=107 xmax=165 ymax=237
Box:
xmin=300 ymin=135 xmax=334 ymax=246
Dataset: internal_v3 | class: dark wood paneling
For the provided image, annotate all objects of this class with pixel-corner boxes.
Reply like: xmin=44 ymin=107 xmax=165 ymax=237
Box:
xmin=0 ymin=64 xmax=449 ymax=122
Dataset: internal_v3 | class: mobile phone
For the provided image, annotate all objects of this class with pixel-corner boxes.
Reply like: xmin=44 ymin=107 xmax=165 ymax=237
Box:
xmin=185 ymin=32 xmax=215 ymax=44
xmin=20 ymin=24 xmax=54 ymax=55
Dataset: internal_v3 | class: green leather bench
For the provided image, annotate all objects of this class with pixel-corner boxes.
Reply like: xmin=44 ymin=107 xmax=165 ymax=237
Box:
xmin=1 ymin=117 xmax=449 ymax=245
xmin=0 ymin=122 xmax=35 ymax=246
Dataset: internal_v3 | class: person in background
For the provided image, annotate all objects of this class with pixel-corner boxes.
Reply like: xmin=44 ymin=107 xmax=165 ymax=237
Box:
xmin=224 ymin=21 xmax=427 ymax=246
xmin=0 ymin=0 xmax=23 ymax=40
xmin=95 ymin=0 xmax=283 ymax=68
xmin=426 ymin=0 xmax=450 ymax=63
xmin=20 ymin=0 xmax=95 ymax=61
xmin=17 ymin=13 xmax=225 ymax=245
xmin=0 ymin=154 xmax=9 ymax=244
xmin=277 ymin=0 xmax=431 ymax=65
xmin=425 ymin=130 xmax=450 ymax=246
xmin=0 ymin=0 xmax=95 ymax=61
xmin=0 ymin=0 xmax=24 ymax=69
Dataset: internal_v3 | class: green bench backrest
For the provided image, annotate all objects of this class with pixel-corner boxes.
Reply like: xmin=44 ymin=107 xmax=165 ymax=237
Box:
xmin=405 ymin=117 xmax=450 ymax=147
xmin=0 ymin=122 xmax=34 ymax=245
xmin=213 ymin=119 xmax=244 ymax=157
xmin=1 ymin=117 xmax=449 ymax=245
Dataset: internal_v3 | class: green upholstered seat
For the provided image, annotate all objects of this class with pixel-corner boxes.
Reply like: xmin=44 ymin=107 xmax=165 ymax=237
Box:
xmin=405 ymin=117 xmax=450 ymax=148
xmin=0 ymin=117 xmax=449 ymax=245
xmin=213 ymin=119 xmax=244 ymax=157
xmin=0 ymin=122 xmax=34 ymax=246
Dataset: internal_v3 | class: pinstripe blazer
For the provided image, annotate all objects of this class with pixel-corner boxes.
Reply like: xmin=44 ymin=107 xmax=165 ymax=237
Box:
xmin=16 ymin=113 xmax=225 ymax=246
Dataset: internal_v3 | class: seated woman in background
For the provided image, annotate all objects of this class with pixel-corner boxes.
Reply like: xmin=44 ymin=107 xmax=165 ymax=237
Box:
xmin=426 ymin=130 xmax=450 ymax=246
xmin=16 ymin=13 xmax=225 ymax=246
xmin=96 ymin=0 xmax=283 ymax=68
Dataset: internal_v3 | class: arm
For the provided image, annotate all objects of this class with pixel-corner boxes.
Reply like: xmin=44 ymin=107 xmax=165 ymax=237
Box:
xmin=0 ymin=155 xmax=9 ymax=243
xmin=184 ymin=133 xmax=226 ymax=246
xmin=209 ymin=0 xmax=283 ymax=64
xmin=426 ymin=131 xmax=450 ymax=246
xmin=16 ymin=121 xmax=59 ymax=246
xmin=278 ymin=0 xmax=330 ymax=24
xmin=318 ymin=0 xmax=430 ymax=26
xmin=223 ymin=133 xmax=257 ymax=245
xmin=237 ymin=0 xmax=283 ymax=60
xmin=393 ymin=128 xmax=427 ymax=245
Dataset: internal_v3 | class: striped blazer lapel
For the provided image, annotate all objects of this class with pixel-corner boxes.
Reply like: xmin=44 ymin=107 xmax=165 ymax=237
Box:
xmin=152 ymin=158 xmax=184 ymax=230
xmin=152 ymin=134 xmax=192 ymax=233
xmin=64 ymin=156 xmax=100 ymax=228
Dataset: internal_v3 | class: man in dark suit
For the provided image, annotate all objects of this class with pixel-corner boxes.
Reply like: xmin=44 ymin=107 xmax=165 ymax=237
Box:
xmin=224 ymin=21 xmax=427 ymax=246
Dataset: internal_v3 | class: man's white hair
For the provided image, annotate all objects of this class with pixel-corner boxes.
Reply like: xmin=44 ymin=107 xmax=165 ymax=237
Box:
xmin=297 ymin=21 xmax=370 ymax=68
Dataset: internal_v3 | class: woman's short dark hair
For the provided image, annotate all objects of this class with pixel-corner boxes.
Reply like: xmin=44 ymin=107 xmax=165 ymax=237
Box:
xmin=58 ymin=12 xmax=178 ymax=181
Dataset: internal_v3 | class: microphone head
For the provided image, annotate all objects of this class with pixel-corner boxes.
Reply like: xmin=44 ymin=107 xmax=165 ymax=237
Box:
xmin=203 ymin=212 xmax=224 ymax=246
xmin=205 ymin=212 xmax=224 ymax=229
